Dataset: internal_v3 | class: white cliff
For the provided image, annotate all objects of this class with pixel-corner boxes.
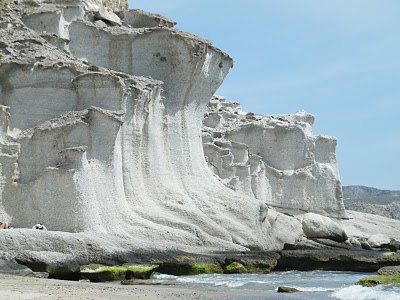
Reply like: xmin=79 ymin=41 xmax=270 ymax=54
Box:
xmin=202 ymin=96 xmax=347 ymax=218
xmin=0 ymin=0 xmax=398 ymax=262
xmin=0 ymin=0 xmax=276 ymax=252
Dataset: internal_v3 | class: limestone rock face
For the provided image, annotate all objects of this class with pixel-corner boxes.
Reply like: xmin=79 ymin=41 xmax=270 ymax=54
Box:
xmin=0 ymin=0 xmax=282 ymax=253
xmin=338 ymin=210 xmax=400 ymax=241
xmin=302 ymin=213 xmax=348 ymax=242
xmin=202 ymin=96 xmax=347 ymax=218
xmin=367 ymin=234 xmax=391 ymax=248
xmin=0 ymin=0 xmax=375 ymax=260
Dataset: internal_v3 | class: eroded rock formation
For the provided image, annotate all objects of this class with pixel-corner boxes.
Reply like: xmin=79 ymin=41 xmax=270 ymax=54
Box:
xmin=202 ymin=96 xmax=347 ymax=218
xmin=0 ymin=0 xmax=275 ymax=252
xmin=0 ymin=0 xmax=399 ymax=265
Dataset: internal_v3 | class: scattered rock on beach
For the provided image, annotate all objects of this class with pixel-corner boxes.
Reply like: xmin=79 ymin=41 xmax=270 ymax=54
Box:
xmin=356 ymin=275 xmax=400 ymax=287
xmin=277 ymin=286 xmax=300 ymax=293
xmin=378 ymin=265 xmax=400 ymax=276
xmin=0 ymin=260 xmax=34 ymax=277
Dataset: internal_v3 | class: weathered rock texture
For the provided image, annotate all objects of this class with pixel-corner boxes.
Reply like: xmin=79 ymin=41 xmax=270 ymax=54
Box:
xmin=302 ymin=213 xmax=347 ymax=242
xmin=0 ymin=0 xmax=287 ymax=253
xmin=338 ymin=211 xmax=400 ymax=241
xmin=0 ymin=0 xmax=398 ymax=264
xmin=202 ymin=96 xmax=347 ymax=218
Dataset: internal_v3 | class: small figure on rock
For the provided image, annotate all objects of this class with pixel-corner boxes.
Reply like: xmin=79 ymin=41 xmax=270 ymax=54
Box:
xmin=0 ymin=220 xmax=11 ymax=229
xmin=32 ymin=224 xmax=47 ymax=231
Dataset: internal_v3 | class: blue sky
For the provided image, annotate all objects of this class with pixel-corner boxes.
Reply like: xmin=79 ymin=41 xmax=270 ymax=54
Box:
xmin=128 ymin=0 xmax=400 ymax=190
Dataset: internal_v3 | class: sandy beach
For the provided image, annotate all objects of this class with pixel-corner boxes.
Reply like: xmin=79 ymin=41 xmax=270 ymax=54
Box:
xmin=0 ymin=275 xmax=291 ymax=300
xmin=0 ymin=275 xmax=209 ymax=300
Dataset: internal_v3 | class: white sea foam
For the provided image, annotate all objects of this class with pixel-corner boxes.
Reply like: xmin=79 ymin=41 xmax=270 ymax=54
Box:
xmin=332 ymin=285 xmax=400 ymax=300
xmin=214 ymin=281 xmax=246 ymax=288
xmin=151 ymin=273 xmax=177 ymax=280
xmin=292 ymin=286 xmax=336 ymax=292
xmin=176 ymin=276 xmax=245 ymax=287
xmin=152 ymin=271 xmax=400 ymax=299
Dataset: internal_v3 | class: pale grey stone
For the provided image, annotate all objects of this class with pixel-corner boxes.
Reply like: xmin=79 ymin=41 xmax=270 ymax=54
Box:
xmin=0 ymin=0 xmax=399 ymax=262
xmin=347 ymin=237 xmax=362 ymax=249
xmin=302 ymin=213 xmax=348 ymax=242
xmin=378 ymin=266 xmax=400 ymax=276
xmin=368 ymin=234 xmax=391 ymax=248
xmin=119 ymin=9 xmax=176 ymax=28
xmin=0 ymin=260 xmax=34 ymax=277
xmin=95 ymin=8 xmax=121 ymax=26
xmin=338 ymin=211 xmax=400 ymax=241
xmin=32 ymin=272 xmax=50 ymax=278
xmin=94 ymin=20 xmax=107 ymax=28
xmin=202 ymin=97 xmax=347 ymax=219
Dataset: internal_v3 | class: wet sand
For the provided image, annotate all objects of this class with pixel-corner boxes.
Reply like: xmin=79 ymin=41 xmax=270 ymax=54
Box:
xmin=0 ymin=275 xmax=297 ymax=300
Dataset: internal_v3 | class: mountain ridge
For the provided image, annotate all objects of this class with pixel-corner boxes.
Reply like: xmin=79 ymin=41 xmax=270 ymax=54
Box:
xmin=343 ymin=185 xmax=400 ymax=220
xmin=343 ymin=185 xmax=400 ymax=200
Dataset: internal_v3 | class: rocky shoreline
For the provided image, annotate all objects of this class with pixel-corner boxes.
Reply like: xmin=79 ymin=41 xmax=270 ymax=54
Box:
xmin=1 ymin=211 xmax=400 ymax=282
xmin=1 ymin=248 xmax=400 ymax=300
xmin=2 ymin=247 xmax=400 ymax=281
xmin=1 ymin=1 xmax=399 ymax=297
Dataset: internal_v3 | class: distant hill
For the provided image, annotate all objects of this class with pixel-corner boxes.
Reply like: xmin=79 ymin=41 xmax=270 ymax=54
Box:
xmin=343 ymin=185 xmax=400 ymax=220
xmin=343 ymin=185 xmax=400 ymax=201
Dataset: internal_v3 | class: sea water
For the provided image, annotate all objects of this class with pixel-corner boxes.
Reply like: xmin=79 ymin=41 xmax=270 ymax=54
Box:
xmin=152 ymin=271 xmax=400 ymax=300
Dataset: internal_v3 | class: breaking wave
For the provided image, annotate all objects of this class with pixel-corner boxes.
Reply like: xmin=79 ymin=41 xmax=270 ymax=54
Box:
xmin=332 ymin=285 xmax=400 ymax=300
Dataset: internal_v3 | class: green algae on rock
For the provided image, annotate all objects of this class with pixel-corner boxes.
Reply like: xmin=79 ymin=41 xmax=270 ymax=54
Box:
xmin=158 ymin=262 xmax=224 ymax=276
xmin=80 ymin=264 xmax=127 ymax=282
xmin=190 ymin=263 xmax=224 ymax=275
xmin=356 ymin=275 xmax=400 ymax=287
xmin=79 ymin=264 xmax=158 ymax=282
xmin=224 ymin=262 xmax=248 ymax=274
xmin=124 ymin=264 xmax=158 ymax=279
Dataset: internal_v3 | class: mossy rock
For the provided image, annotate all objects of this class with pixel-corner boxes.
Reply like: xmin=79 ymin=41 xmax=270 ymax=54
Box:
xmin=48 ymin=266 xmax=80 ymax=280
xmin=79 ymin=264 xmax=159 ymax=282
xmin=157 ymin=261 xmax=223 ymax=276
xmin=80 ymin=264 xmax=128 ymax=282
xmin=223 ymin=253 xmax=278 ymax=274
xmin=124 ymin=264 xmax=158 ymax=279
xmin=224 ymin=262 xmax=248 ymax=274
xmin=238 ymin=260 xmax=276 ymax=274
xmin=356 ymin=275 xmax=400 ymax=287
xmin=156 ymin=256 xmax=224 ymax=276
xmin=190 ymin=263 xmax=224 ymax=275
